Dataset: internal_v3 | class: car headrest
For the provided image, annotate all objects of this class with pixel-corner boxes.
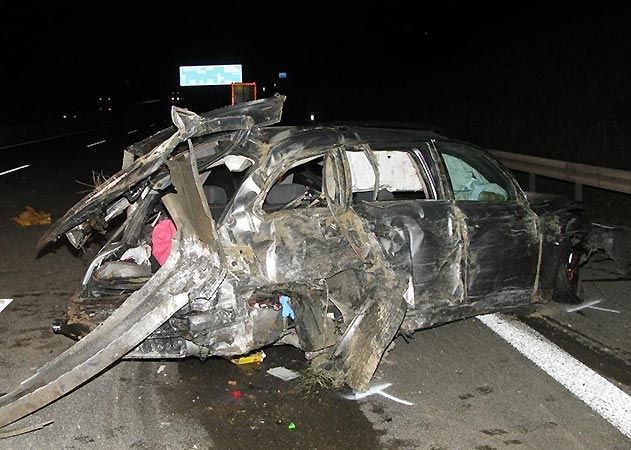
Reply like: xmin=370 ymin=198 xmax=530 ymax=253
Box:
xmin=203 ymin=186 xmax=228 ymax=204
xmin=265 ymin=183 xmax=307 ymax=205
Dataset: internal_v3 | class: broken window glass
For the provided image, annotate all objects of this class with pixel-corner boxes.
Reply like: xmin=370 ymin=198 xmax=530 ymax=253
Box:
xmin=437 ymin=143 xmax=512 ymax=202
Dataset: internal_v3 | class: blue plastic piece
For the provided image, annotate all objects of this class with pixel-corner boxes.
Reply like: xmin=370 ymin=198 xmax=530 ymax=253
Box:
xmin=279 ymin=295 xmax=295 ymax=320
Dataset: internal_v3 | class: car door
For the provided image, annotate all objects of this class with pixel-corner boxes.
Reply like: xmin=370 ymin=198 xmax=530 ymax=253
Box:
xmin=225 ymin=147 xmax=372 ymax=284
xmin=343 ymin=144 xmax=466 ymax=321
xmin=434 ymin=140 xmax=540 ymax=304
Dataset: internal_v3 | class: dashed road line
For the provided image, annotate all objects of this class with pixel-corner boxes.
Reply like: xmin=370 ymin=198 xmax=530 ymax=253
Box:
xmin=0 ymin=165 xmax=29 ymax=177
xmin=86 ymin=139 xmax=107 ymax=148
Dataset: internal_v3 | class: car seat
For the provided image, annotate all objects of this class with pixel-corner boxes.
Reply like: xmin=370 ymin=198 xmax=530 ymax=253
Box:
xmin=203 ymin=185 xmax=228 ymax=220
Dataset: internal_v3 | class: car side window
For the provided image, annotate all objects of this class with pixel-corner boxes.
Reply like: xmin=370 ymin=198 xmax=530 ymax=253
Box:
xmin=346 ymin=149 xmax=430 ymax=203
xmin=262 ymin=156 xmax=325 ymax=212
xmin=437 ymin=143 xmax=514 ymax=202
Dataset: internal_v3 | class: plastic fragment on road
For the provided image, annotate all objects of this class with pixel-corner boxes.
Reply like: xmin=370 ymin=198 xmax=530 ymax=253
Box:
xmin=231 ymin=351 xmax=266 ymax=365
xmin=156 ymin=365 xmax=166 ymax=374
xmin=279 ymin=295 xmax=295 ymax=320
xmin=288 ymin=422 xmax=296 ymax=430
xmin=267 ymin=366 xmax=300 ymax=381
xmin=342 ymin=383 xmax=414 ymax=406
xmin=0 ymin=299 xmax=13 ymax=315
xmin=231 ymin=389 xmax=243 ymax=400
xmin=151 ymin=219 xmax=177 ymax=266
xmin=11 ymin=206 xmax=51 ymax=227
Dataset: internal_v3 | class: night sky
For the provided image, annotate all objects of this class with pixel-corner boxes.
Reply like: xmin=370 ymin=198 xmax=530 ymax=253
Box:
xmin=2 ymin=3 xmax=631 ymax=162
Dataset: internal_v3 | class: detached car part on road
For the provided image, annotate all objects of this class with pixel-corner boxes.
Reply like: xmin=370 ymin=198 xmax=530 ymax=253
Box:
xmin=0 ymin=95 xmax=593 ymax=428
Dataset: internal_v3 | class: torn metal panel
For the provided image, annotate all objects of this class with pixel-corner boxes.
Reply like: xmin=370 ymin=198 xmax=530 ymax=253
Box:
xmin=323 ymin=267 xmax=408 ymax=391
xmin=38 ymin=95 xmax=286 ymax=249
xmin=352 ymin=200 xmax=465 ymax=306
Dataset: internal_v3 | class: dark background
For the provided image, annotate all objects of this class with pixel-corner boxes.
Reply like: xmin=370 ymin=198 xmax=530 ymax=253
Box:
xmin=2 ymin=3 xmax=631 ymax=168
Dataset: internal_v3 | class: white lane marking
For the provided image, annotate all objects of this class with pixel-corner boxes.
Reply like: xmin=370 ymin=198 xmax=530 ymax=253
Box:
xmin=478 ymin=313 xmax=631 ymax=439
xmin=0 ymin=164 xmax=29 ymax=177
xmin=0 ymin=299 xmax=13 ymax=314
xmin=566 ymin=299 xmax=602 ymax=312
xmin=135 ymin=99 xmax=160 ymax=105
xmin=86 ymin=139 xmax=107 ymax=148
xmin=587 ymin=306 xmax=621 ymax=314
xmin=566 ymin=299 xmax=620 ymax=314
xmin=342 ymin=383 xmax=414 ymax=406
xmin=0 ymin=126 xmax=112 ymax=150
xmin=127 ymin=129 xmax=138 ymax=134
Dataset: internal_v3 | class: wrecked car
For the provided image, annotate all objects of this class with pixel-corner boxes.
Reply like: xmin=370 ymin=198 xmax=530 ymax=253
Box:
xmin=0 ymin=94 xmax=590 ymax=428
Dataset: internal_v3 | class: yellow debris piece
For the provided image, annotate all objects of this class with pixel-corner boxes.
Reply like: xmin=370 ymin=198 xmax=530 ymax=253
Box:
xmin=230 ymin=351 xmax=266 ymax=365
xmin=12 ymin=206 xmax=52 ymax=226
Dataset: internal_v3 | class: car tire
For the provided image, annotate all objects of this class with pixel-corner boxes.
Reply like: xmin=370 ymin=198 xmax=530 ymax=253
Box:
xmin=552 ymin=250 xmax=582 ymax=304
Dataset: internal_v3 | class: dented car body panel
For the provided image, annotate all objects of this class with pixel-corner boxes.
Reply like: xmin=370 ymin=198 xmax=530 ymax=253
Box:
xmin=0 ymin=95 xmax=590 ymax=428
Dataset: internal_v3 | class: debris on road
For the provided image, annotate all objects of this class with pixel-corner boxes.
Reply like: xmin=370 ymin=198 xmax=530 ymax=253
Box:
xmin=566 ymin=299 xmax=620 ymax=314
xmin=231 ymin=351 xmax=266 ymax=365
xmin=267 ymin=367 xmax=300 ymax=381
xmin=230 ymin=389 xmax=243 ymax=400
xmin=0 ymin=419 xmax=54 ymax=440
xmin=0 ymin=299 xmax=13 ymax=315
xmin=342 ymin=383 xmax=414 ymax=406
xmin=11 ymin=206 xmax=51 ymax=226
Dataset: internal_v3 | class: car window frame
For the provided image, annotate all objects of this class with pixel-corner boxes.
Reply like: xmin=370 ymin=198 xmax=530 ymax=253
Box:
xmin=432 ymin=140 xmax=526 ymax=205
xmin=253 ymin=149 xmax=345 ymax=218
xmin=341 ymin=144 xmax=437 ymax=202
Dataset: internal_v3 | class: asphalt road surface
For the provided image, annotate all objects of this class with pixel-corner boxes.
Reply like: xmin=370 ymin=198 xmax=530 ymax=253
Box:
xmin=0 ymin=122 xmax=629 ymax=449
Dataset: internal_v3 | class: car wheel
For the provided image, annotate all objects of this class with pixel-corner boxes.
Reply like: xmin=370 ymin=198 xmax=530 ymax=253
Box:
xmin=553 ymin=250 xmax=582 ymax=304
